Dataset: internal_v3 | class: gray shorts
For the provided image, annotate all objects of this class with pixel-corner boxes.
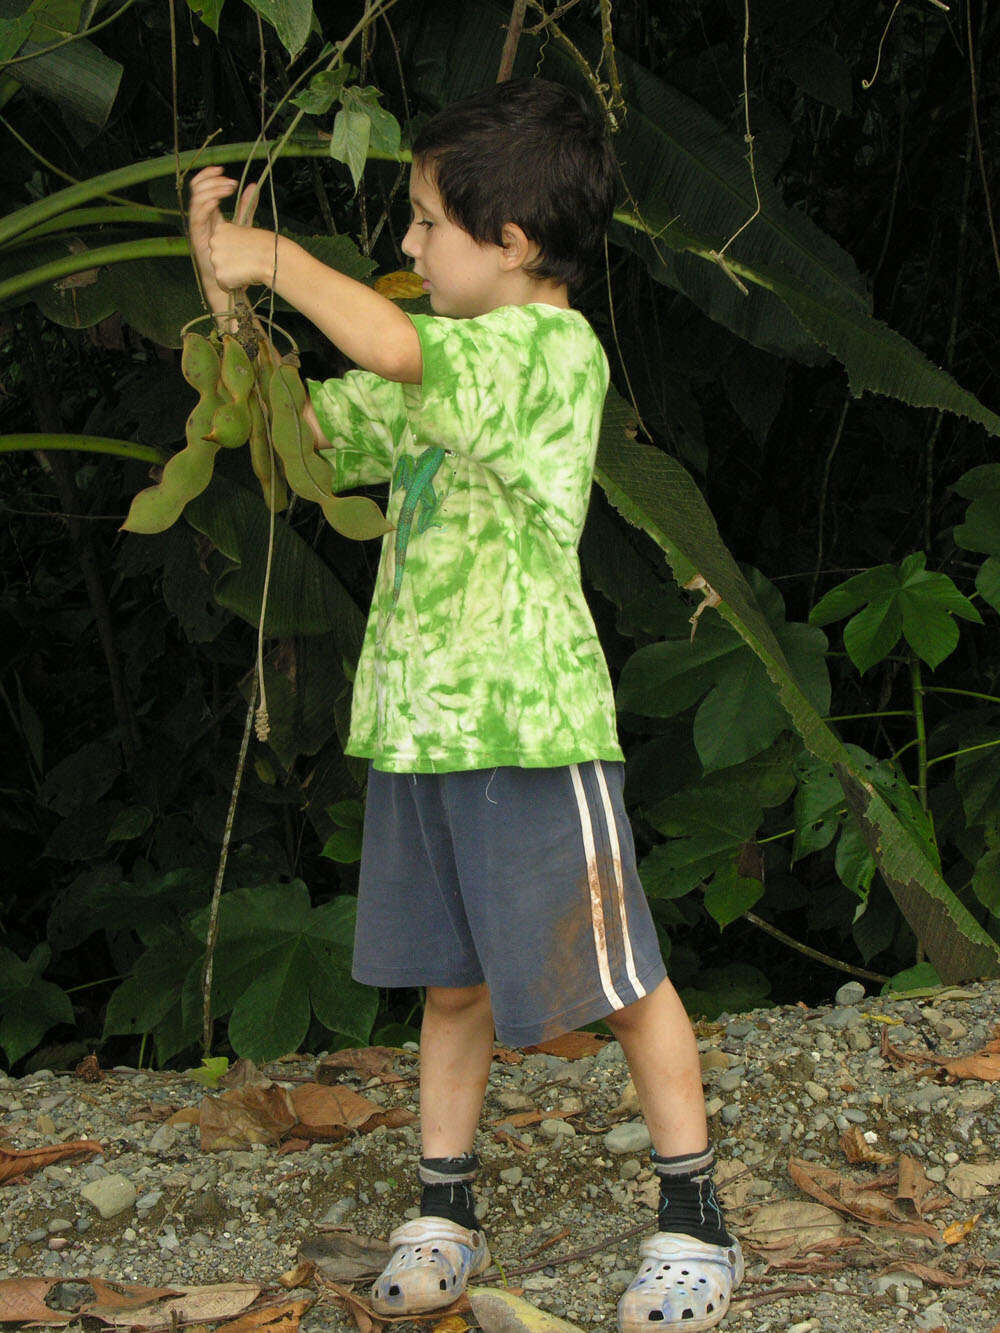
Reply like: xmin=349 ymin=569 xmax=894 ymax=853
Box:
xmin=353 ymin=761 xmax=667 ymax=1047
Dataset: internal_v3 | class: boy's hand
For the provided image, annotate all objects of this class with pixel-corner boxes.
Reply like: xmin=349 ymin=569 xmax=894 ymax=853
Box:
xmin=188 ymin=165 xmax=267 ymax=301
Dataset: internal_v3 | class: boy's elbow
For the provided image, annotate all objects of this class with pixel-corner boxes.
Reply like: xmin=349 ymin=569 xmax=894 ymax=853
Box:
xmin=373 ymin=321 xmax=422 ymax=384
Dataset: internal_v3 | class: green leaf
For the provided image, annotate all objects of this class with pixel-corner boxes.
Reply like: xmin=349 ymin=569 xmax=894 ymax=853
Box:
xmin=187 ymin=1056 xmax=230 ymax=1088
xmin=330 ymin=107 xmax=371 ymax=191
xmin=842 ymin=595 xmax=902 ymax=673
xmin=0 ymin=16 xmax=33 ymax=62
xmin=775 ymin=42 xmax=853 ymax=114
xmin=184 ymin=0 xmax=225 ymax=35
xmin=0 ymin=944 xmax=73 ymax=1067
xmin=595 ymin=391 xmax=1000 ymax=983
xmin=954 ymin=731 xmax=1000 ymax=829
xmin=6 ymin=35 xmax=123 ymax=129
xmin=106 ymin=806 xmax=153 ymax=843
xmin=972 ymin=846 xmax=1000 ymax=918
xmin=882 ymin=962 xmax=942 ymax=995
xmin=321 ymin=828 xmax=363 ymax=863
xmin=327 ymin=799 xmax=363 ymax=827
xmin=341 ymin=86 xmax=401 ymax=156
xmin=291 ymin=66 xmax=349 ymax=115
xmin=791 ymin=756 xmax=844 ymax=862
xmin=245 ymin=0 xmax=313 ymax=59
xmin=703 ymin=862 xmax=764 ymax=929
xmin=952 ymin=464 xmax=1000 ymax=556
xmin=184 ymin=474 xmax=366 ymax=657
xmin=809 ymin=565 xmax=899 ymax=625
xmin=834 ymin=821 xmax=876 ymax=897
xmin=976 ymin=557 xmax=1000 ymax=614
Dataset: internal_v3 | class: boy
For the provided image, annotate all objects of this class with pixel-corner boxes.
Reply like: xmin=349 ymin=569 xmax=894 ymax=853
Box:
xmin=189 ymin=78 xmax=741 ymax=1333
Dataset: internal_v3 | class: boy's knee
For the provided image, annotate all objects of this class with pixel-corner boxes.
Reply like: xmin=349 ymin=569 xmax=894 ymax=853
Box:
xmin=425 ymin=983 xmax=491 ymax=1017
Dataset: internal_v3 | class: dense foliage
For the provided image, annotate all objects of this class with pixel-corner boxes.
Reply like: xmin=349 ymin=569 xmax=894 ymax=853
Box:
xmin=1 ymin=0 xmax=998 ymax=1072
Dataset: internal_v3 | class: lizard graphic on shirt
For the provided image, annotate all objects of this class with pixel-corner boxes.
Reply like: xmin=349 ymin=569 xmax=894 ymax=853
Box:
xmin=390 ymin=444 xmax=447 ymax=608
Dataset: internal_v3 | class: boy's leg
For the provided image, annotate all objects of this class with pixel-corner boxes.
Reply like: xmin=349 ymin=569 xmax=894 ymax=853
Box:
xmin=607 ymin=978 xmax=742 ymax=1333
xmin=371 ymin=984 xmax=494 ymax=1316
xmin=420 ymin=983 xmax=494 ymax=1156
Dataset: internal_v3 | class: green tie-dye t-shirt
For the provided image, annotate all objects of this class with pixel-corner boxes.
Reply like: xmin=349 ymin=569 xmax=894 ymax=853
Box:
xmin=308 ymin=303 xmax=624 ymax=773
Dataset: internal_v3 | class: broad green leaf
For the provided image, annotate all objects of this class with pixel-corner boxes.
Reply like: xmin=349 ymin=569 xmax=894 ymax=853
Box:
xmin=7 ymin=35 xmax=122 ymax=128
xmin=972 ymin=846 xmax=1000 ymax=918
xmin=883 ymin=962 xmax=942 ymax=994
xmin=341 ymin=86 xmax=401 ymax=156
xmin=327 ymin=799 xmax=363 ymax=826
xmin=953 ymin=466 xmax=1000 ymax=558
xmin=184 ymin=0 xmax=225 ymax=34
xmin=103 ymin=935 xmax=201 ymax=1041
xmin=842 ymin=596 xmax=901 ymax=674
xmin=835 ymin=821 xmax=876 ymax=898
xmin=245 ymin=0 xmax=313 ymax=59
xmin=321 ymin=828 xmax=363 ymax=862
xmin=330 ymin=107 xmax=371 ymax=191
xmin=187 ymin=1056 xmax=230 ymax=1087
xmin=255 ymin=635 xmax=348 ymax=769
xmin=291 ymin=66 xmax=349 ymax=115
xmin=106 ymin=806 xmax=153 ymax=843
xmin=976 ymin=557 xmax=1000 ymax=614
xmin=954 ymin=732 xmax=1000 ymax=829
xmin=0 ymin=944 xmax=73 ymax=1066
xmin=791 ymin=755 xmax=844 ymax=862
xmin=0 ymin=15 xmax=32 ymax=62
xmin=703 ymin=862 xmax=764 ymax=930
xmin=679 ymin=963 xmax=771 ymax=1020
xmin=810 ymin=565 xmax=900 ymax=625
xmin=775 ymin=42 xmax=853 ymax=114
xmin=184 ymin=475 xmax=366 ymax=658
xmin=595 ymin=390 xmax=1000 ymax=983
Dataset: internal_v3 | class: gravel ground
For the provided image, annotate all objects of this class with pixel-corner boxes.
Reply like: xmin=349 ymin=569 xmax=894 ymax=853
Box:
xmin=1 ymin=979 xmax=999 ymax=1333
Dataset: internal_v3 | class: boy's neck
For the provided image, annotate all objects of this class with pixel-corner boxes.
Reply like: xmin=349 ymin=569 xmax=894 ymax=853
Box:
xmin=486 ymin=272 xmax=569 ymax=313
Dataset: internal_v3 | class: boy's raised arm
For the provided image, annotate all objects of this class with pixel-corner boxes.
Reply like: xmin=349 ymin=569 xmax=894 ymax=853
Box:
xmin=188 ymin=167 xmax=423 ymax=385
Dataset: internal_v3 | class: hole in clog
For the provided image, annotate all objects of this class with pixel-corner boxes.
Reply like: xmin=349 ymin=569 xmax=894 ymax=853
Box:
xmin=648 ymin=1313 xmax=663 ymax=1322
xmin=681 ymin=1310 xmax=694 ymax=1320
xmin=439 ymin=1280 xmax=448 ymax=1291
xmin=706 ymin=1304 xmax=714 ymax=1314
xmin=389 ymin=1285 xmax=401 ymax=1297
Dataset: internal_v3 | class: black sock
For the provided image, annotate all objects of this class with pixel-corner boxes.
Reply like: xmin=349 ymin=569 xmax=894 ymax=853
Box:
xmin=652 ymin=1145 xmax=733 ymax=1247
xmin=419 ymin=1154 xmax=479 ymax=1231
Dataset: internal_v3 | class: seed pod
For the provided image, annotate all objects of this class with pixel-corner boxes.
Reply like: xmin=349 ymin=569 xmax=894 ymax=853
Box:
xmin=205 ymin=397 xmax=252 ymax=448
xmin=121 ymin=431 xmax=222 ymax=534
xmin=267 ymin=363 xmax=330 ymax=500
xmin=220 ymin=334 xmax=255 ymax=405
xmin=181 ymin=331 xmax=223 ymax=397
xmin=248 ymin=386 xmax=288 ymax=512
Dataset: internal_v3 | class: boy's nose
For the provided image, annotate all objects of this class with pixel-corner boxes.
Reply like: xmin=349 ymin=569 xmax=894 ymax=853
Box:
xmin=401 ymin=224 xmax=419 ymax=258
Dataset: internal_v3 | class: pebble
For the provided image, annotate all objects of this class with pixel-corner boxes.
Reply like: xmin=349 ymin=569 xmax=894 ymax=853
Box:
xmin=80 ymin=1174 xmax=137 ymax=1218
xmin=0 ymin=984 xmax=998 ymax=1333
xmin=834 ymin=981 xmax=865 ymax=1006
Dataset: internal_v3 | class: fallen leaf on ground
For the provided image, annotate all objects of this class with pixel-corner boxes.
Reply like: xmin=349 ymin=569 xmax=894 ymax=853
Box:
xmin=223 ymin=1298 xmax=314 ymax=1333
xmin=186 ymin=1057 xmax=231 ymax=1088
xmin=200 ymin=1085 xmax=298 ymax=1150
xmin=880 ymin=1027 xmax=1000 ymax=1081
xmin=492 ymin=1047 xmax=523 ymax=1065
xmin=317 ymin=1048 xmax=410 ymax=1085
xmin=896 ymin=1154 xmax=937 ymax=1218
xmin=74 ymin=1054 xmax=103 ymax=1082
xmin=942 ymin=1215 xmax=980 ymax=1245
xmin=880 ymin=1261 xmax=973 ymax=1287
xmin=275 ymin=1138 xmax=312 ymax=1156
xmin=0 ymin=1139 xmax=104 ymax=1185
xmin=374 ymin=270 xmax=425 ymax=300
xmin=319 ymin=1281 xmax=380 ymax=1333
xmin=524 ymin=1031 xmax=607 ymax=1059
xmin=220 ymin=1059 xmax=272 ymax=1089
xmin=431 ymin=1318 xmax=468 ymax=1333
xmin=492 ymin=1109 xmax=579 ymax=1129
xmin=84 ymin=1280 xmax=182 ymax=1312
xmin=0 ymin=1278 xmax=80 ymax=1324
xmin=788 ymin=1157 xmax=940 ymax=1239
xmin=299 ymin=1231 xmax=393 ymax=1281
xmin=278 ymin=1262 xmax=315 ymax=1290
xmin=944 ymin=1161 xmax=1000 ymax=1199
xmin=840 ymin=1127 xmax=894 ymax=1166
xmin=290 ymin=1084 xmax=415 ymax=1140
xmin=492 ymin=1129 xmax=531 ymax=1152
xmin=742 ymin=1199 xmax=847 ymax=1250
xmin=85 ymin=1284 xmax=261 ymax=1328
xmin=714 ymin=1159 xmax=756 ymax=1209
xmin=166 ymin=1106 xmax=201 ymax=1126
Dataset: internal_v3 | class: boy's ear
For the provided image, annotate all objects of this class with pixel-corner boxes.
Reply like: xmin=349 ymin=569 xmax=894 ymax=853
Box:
xmin=498 ymin=222 xmax=539 ymax=271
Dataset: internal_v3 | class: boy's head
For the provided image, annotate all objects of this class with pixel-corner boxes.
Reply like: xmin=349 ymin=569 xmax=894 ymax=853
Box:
xmin=410 ymin=78 xmax=617 ymax=292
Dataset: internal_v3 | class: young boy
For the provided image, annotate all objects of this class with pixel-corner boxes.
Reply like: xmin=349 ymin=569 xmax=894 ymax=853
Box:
xmin=189 ymin=78 xmax=741 ymax=1333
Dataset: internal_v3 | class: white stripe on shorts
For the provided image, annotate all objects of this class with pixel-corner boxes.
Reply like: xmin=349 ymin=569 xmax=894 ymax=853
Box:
xmin=569 ymin=762 xmax=626 ymax=1011
xmin=593 ymin=759 xmax=647 ymax=1002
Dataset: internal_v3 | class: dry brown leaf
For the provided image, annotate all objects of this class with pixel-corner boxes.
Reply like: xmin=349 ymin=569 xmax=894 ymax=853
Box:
xmin=373 ymin=270 xmax=425 ymax=300
xmin=167 ymin=1106 xmax=201 ymax=1126
xmin=431 ymin=1317 xmax=469 ymax=1333
xmin=492 ymin=1046 xmax=523 ymax=1065
xmin=743 ymin=1199 xmax=847 ymax=1250
xmin=938 ymin=1053 xmax=1000 ymax=1080
xmin=219 ymin=1058 xmax=270 ymax=1089
xmin=86 ymin=1284 xmax=261 ymax=1328
xmin=84 ymin=1280 xmax=182 ymax=1312
xmin=788 ymin=1157 xmax=940 ymax=1239
xmin=0 ymin=1278 xmax=76 ymax=1324
xmin=524 ymin=1031 xmax=608 ymax=1059
xmin=493 ymin=1109 xmax=579 ymax=1129
xmin=880 ymin=1027 xmax=1000 ymax=1082
xmin=840 ymin=1127 xmax=894 ymax=1165
xmin=74 ymin=1054 xmax=104 ymax=1082
xmin=944 ymin=1161 xmax=1000 ymax=1199
xmin=289 ymin=1083 xmax=415 ymax=1141
xmin=942 ymin=1215 xmax=980 ymax=1245
xmin=200 ymin=1086 xmax=298 ymax=1150
xmin=317 ymin=1047 xmax=409 ymax=1085
xmin=492 ymin=1129 xmax=531 ymax=1153
xmin=896 ymin=1154 xmax=934 ymax=1218
xmin=320 ymin=1280 xmax=381 ymax=1333
xmin=881 ymin=1261 xmax=972 ymax=1288
xmin=300 ymin=1231 xmax=393 ymax=1281
xmin=278 ymin=1262 xmax=315 ymax=1290
xmin=0 ymin=1138 xmax=104 ymax=1185
xmin=713 ymin=1159 xmax=756 ymax=1209
xmin=223 ymin=1298 xmax=314 ymax=1333
xmin=275 ymin=1137 xmax=312 ymax=1156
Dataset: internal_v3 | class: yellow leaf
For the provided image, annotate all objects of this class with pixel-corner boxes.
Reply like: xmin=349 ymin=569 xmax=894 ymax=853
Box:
xmin=942 ymin=1214 xmax=980 ymax=1245
xmin=374 ymin=270 xmax=425 ymax=300
xmin=431 ymin=1318 xmax=469 ymax=1333
xmin=187 ymin=1057 xmax=230 ymax=1088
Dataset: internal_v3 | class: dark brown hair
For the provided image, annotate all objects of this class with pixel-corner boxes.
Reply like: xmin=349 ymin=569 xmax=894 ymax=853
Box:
xmin=412 ymin=78 xmax=617 ymax=290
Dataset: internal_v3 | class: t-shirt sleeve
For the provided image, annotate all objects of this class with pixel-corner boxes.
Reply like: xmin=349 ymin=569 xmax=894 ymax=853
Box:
xmin=307 ymin=369 xmax=404 ymax=492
